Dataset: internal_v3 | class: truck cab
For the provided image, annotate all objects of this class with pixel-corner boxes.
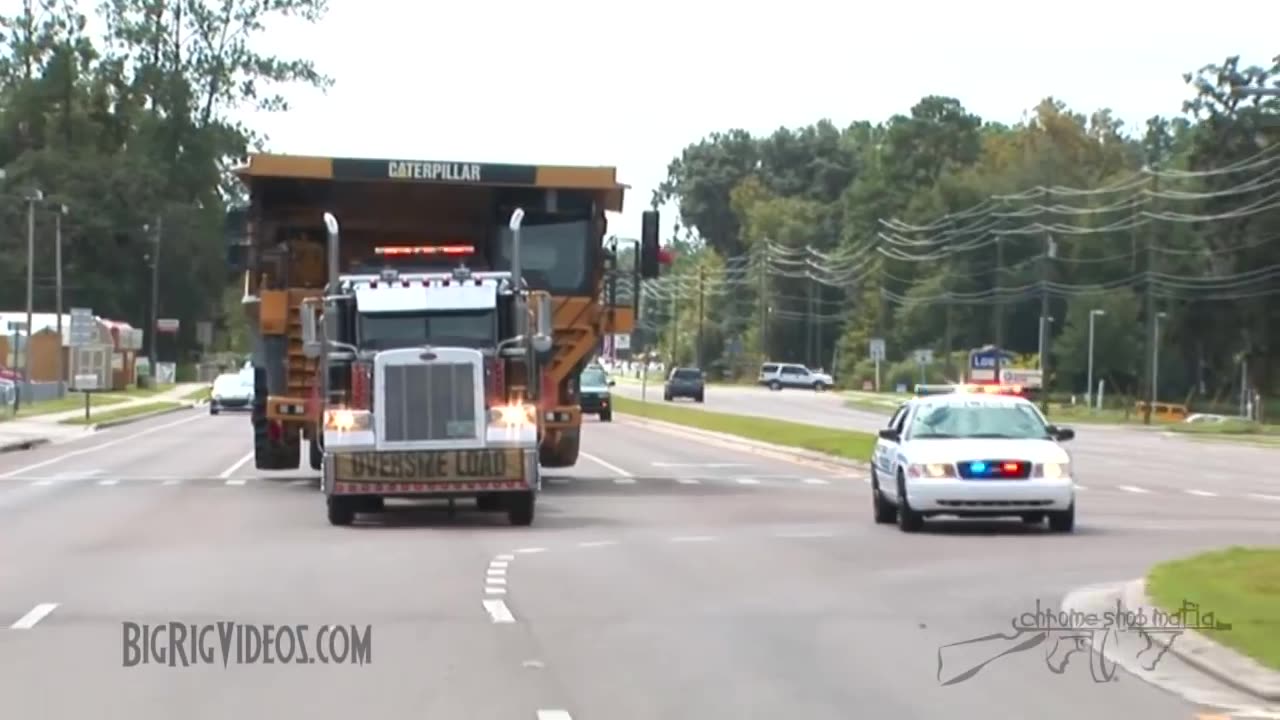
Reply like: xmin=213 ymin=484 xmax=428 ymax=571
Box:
xmin=301 ymin=211 xmax=554 ymax=527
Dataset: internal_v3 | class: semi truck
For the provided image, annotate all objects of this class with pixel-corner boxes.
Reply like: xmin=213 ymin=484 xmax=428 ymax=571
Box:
xmin=299 ymin=210 xmax=550 ymax=525
xmin=226 ymin=154 xmax=664 ymax=478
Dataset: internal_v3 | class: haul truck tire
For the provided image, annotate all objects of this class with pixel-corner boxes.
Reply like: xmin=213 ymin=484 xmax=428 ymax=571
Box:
xmin=538 ymin=428 xmax=580 ymax=468
xmin=251 ymin=367 xmax=301 ymax=470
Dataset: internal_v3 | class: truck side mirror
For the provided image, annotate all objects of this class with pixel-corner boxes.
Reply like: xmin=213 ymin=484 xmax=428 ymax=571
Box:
xmin=301 ymin=301 xmax=321 ymax=358
xmin=639 ymin=209 xmax=660 ymax=279
xmin=531 ymin=292 xmax=553 ymax=356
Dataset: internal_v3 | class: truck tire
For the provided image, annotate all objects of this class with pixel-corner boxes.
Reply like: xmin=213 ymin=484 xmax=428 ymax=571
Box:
xmin=309 ymin=436 xmax=322 ymax=470
xmin=506 ymin=491 xmax=535 ymax=526
xmin=538 ymin=428 xmax=580 ymax=468
xmin=327 ymin=497 xmax=355 ymax=526
xmin=600 ymin=408 xmax=613 ymax=422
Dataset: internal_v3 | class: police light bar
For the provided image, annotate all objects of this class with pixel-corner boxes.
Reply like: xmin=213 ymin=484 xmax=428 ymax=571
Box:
xmin=375 ymin=245 xmax=474 ymax=256
xmin=914 ymin=383 xmax=1026 ymax=397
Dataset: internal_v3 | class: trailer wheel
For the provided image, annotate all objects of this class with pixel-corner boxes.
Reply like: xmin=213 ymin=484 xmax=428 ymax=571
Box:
xmin=506 ymin=492 xmax=535 ymax=526
xmin=327 ymin=497 xmax=355 ymax=526
xmin=538 ymin=429 xmax=580 ymax=468
xmin=309 ymin=436 xmax=322 ymax=470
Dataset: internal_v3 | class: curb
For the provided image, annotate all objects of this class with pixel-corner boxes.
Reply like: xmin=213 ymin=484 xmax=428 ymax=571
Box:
xmin=614 ymin=411 xmax=869 ymax=473
xmin=0 ymin=437 xmax=51 ymax=454
xmin=1122 ymin=577 xmax=1280 ymax=701
xmin=88 ymin=403 xmax=198 ymax=431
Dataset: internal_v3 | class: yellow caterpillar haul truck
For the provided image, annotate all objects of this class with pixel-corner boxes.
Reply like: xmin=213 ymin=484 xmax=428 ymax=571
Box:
xmin=225 ymin=153 xmax=663 ymax=471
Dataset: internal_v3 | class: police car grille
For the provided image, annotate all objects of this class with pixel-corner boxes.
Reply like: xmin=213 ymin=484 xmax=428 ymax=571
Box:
xmin=382 ymin=362 xmax=478 ymax=442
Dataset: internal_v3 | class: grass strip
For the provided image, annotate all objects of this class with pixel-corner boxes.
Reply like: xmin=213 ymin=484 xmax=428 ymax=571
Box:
xmin=613 ymin=395 xmax=876 ymax=462
xmin=1146 ymin=546 xmax=1280 ymax=671
xmin=58 ymin=401 xmax=184 ymax=426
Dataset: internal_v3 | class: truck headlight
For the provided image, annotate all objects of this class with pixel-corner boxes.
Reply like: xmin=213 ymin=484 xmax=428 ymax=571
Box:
xmin=488 ymin=403 xmax=535 ymax=426
xmin=324 ymin=408 xmax=371 ymax=432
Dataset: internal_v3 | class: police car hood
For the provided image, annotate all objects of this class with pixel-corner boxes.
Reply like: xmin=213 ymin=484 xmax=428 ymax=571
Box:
xmin=906 ymin=438 xmax=1069 ymax=464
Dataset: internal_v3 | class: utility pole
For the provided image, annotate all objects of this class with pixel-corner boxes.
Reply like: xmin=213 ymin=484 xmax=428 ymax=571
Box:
xmin=54 ymin=204 xmax=67 ymax=398
xmin=148 ymin=215 xmax=162 ymax=372
xmin=942 ymin=230 xmax=953 ymax=380
xmin=758 ymin=247 xmax=768 ymax=361
xmin=1142 ymin=172 xmax=1158 ymax=425
xmin=606 ymin=239 xmax=618 ymax=363
xmin=993 ymin=232 xmax=1004 ymax=382
xmin=22 ymin=188 xmax=42 ymax=410
xmin=805 ymin=274 xmax=814 ymax=367
xmin=1039 ymin=233 xmax=1054 ymax=415
xmin=695 ymin=264 xmax=705 ymax=369
xmin=668 ymin=274 xmax=678 ymax=368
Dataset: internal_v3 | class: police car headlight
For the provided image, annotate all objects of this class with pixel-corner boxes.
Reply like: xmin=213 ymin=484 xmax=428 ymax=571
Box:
xmin=488 ymin=403 xmax=536 ymax=426
xmin=324 ymin=408 xmax=371 ymax=432
xmin=1036 ymin=462 xmax=1070 ymax=479
xmin=907 ymin=463 xmax=956 ymax=479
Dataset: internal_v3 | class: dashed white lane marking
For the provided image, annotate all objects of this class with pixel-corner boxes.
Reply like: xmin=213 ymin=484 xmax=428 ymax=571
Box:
xmin=775 ymin=530 xmax=837 ymax=539
xmin=0 ymin=413 xmax=206 ymax=478
xmin=580 ymin=452 xmax=633 ymax=478
xmin=490 ymin=560 xmax=510 ymax=569
xmin=516 ymin=547 xmax=546 ymax=554
xmin=735 ymin=478 xmax=760 ymax=485
xmin=217 ymin=451 xmax=255 ymax=479
xmin=96 ymin=479 xmax=118 ymax=486
xmin=32 ymin=479 xmax=54 ymax=486
xmin=10 ymin=603 xmax=58 ymax=629
xmin=652 ymin=462 xmax=746 ymax=468
xmin=536 ymin=711 xmax=573 ymax=720
xmin=495 ymin=554 xmax=515 ymax=561
xmin=802 ymin=478 xmax=829 ymax=485
xmin=162 ymin=479 xmax=181 ymax=486
xmin=1185 ymin=489 xmax=1217 ymax=497
xmin=288 ymin=479 xmax=311 ymax=486
xmin=224 ymin=478 xmax=246 ymax=486
xmin=1118 ymin=485 xmax=1149 ymax=494
xmin=1074 ymin=484 xmax=1088 ymax=490
xmin=613 ymin=477 xmax=636 ymax=485
xmin=671 ymin=535 xmax=716 ymax=543
xmin=487 ymin=577 xmax=508 ymax=586
xmin=485 ymin=587 xmax=506 ymax=595
xmin=675 ymin=477 xmax=701 ymax=485
xmin=578 ymin=540 xmax=618 ymax=548
xmin=486 ymin=569 xmax=506 ymax=577
xmin=1249 ymin=493 xmax=1280 ymax=502
xmin=482 ymin=599 xmax=515 ymax=624
xmin=546 ymin=477 xmax=571 ymax=485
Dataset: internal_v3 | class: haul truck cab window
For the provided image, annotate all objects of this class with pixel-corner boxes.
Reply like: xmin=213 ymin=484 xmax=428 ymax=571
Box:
xmin=358 ymin=311 xmax=497 ymax=351
xmin=494 ymin=220 xmax=592 ymax=296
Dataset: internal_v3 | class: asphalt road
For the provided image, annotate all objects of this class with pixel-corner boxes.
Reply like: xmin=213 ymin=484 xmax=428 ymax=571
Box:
xmin=0 ymin=405 xmax=1276 ymax=719
xmin=612 ymin=382 xmax=1280 ymax=502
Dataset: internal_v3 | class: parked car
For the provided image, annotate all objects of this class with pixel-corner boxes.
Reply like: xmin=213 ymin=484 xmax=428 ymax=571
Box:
xmin=664 ymin=367 xmax=705 ymax=402
xmin=209 ymin=370 xmax=254 ymax=414
xmin=578 ymin=365 xmax=615 ymax=422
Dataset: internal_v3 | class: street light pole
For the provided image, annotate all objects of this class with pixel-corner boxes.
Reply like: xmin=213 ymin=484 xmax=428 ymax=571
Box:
xmin=1086 ymin=309 xmax=1105 ymax=409
xmin=148 ymin=215 xmax=162 ymax=373
xmin=1151 ymin=311 xmax=1167 ymax=410
xmin=23 ymin=188 xmax=43 ymax=408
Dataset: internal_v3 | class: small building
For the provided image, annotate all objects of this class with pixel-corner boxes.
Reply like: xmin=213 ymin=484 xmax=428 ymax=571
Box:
xmin=0 ymin=311 xmax=145 ymax=390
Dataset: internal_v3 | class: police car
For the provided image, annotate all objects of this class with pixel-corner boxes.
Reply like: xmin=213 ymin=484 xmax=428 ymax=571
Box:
xmin=869 ymin=384 xmax=1077 ymax=533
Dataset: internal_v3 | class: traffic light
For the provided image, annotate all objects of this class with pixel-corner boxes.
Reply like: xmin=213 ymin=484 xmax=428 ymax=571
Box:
xmin=639 ymin=210 xmax=660 ymax=278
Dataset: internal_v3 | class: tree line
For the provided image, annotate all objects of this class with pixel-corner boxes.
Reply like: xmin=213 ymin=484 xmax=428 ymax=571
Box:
xmin=646 ymin=53 xmax=1280 ymax=410
xmin=0 ymin=0 xmax=331 ymax=362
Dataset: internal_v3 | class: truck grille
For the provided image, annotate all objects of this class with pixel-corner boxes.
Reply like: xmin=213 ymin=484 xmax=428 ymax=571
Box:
xmin=381 ymin=362 xmax=479 ymax=442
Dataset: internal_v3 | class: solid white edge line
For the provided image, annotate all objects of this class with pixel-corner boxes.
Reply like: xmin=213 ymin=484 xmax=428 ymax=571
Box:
xmin=580 ymin=451 xmax=633 ymax=478
xmin=802 ymin=478 xmax=829 ymax=485
xmin=483 ymin=599 xmax=515 ymax=623
xmin=96 ymin=479 xmax=118 ymax=486
xmin=1249 ymin=493 xmax=1280 ymax=502
xmin=217 ymin=450 xmax=255 ymax=479
xmin=1185 ymin=489 xmax=1217 ymax=497
xmin=676 ymin=477 xmax=700 ymax=484
xmin=516 ymin=547 xmax=546 ymax=554
xmin=578 ymin=540 xmax=618 ymax=548
xmin=536 ymin=711 xmax=573 ymax=720
xmin=613 ymin=477 xmax=636 ymax=484
xmin=1118 ymin=485 xmax=1149 ymax=494
xmin=224 ymin=478 xmax=247 ymax=486
xmin=10 ymin=603 xmax=58 ymax=629
xmin=735 ymin=478 xmax=760 ymax=485
xmin=0 ymin=412 xmax=206 ymax=478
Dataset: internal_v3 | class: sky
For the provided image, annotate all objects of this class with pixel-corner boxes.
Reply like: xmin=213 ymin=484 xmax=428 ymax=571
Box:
xmin=125 ymin=1 xmax=1280 ymax=241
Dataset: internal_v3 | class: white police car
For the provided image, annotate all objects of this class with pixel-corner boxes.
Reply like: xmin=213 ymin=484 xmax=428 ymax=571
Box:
xmin=869 ymin=385 xmax=1076 ymax=533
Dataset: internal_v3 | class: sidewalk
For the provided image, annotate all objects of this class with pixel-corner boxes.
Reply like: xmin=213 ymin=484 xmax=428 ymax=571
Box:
xmin=0 ymin=383 xmax=206 ymax=451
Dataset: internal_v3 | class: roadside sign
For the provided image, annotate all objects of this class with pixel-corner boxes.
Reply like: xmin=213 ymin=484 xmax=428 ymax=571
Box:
xmin=73 ymin=373 xmax=100 ymax=391
xmin=614 ymin=334 xmax=631 ymax=351
xmin=157 ymin=318 xmax=180 ymax=333
xmin=69 ymin=307 xmax=96 ymax=347
xmin=196 ymin=321 xmax=213 ymax=347
xmin=7 ymin=321 xmax=27 ymax=333
xmin=869 ymin=338 xmax=885 ymax=362
xmin=914 ymin=349 xmax=933 ymax=365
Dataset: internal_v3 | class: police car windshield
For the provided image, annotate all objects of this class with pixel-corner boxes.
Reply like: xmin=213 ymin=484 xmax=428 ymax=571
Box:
xmin=359 ymin=310 xmax=496 ymax=351
xmin=907 ymin=400 xmax=1052 ymax=440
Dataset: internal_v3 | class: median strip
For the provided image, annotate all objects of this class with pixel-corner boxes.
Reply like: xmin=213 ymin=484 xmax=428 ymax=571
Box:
xmin=1146 ymin=546 xmax=1280 ymax=673
xmin=612 ymin=396 xmax=876 ymax=462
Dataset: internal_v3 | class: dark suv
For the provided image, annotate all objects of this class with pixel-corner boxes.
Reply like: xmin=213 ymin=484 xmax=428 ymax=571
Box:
xmin=663 ymin=367 xmax=705 ymax=403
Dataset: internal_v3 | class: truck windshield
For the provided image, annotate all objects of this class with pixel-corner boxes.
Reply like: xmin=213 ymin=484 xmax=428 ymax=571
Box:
xmin=358 ymin=310 xmax=496 ymax=351
xmin=493 ymin=220 xmax=591 ymax=296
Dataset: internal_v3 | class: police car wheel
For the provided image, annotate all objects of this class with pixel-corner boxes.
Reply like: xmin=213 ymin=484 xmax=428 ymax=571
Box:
xmin=1048 ymin=504 xmax=1075 ymax=533
xmin=871 ymin=471 xmax=896 ymax=524
xmin=896 ymin=472 xmax=923 ymax=532
xmin=600 ymin=409 xmax=613 ymax=422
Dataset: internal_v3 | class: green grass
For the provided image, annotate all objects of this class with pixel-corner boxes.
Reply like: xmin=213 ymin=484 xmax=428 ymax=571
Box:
xmin=1147 ymin=547 xmax=1280 ymax=671
xmin=124 ymin=383 xmax=177 ymax=397
xmin=1165 ymin=420 xmax=1280 ymax=447
xmin=182 ymin=385 xmax=212 ymax=402
xmin=58 ymin=401 xmax=183 ymax=426
xmin=3 ymin=393 xmax=130 ymax=420
xmin=613 ymin=396 xmax=876 ymax=462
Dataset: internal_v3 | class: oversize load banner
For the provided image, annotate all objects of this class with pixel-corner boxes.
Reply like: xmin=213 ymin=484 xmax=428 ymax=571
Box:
xmin=333 ymin=449 xmax=524 ymax=483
